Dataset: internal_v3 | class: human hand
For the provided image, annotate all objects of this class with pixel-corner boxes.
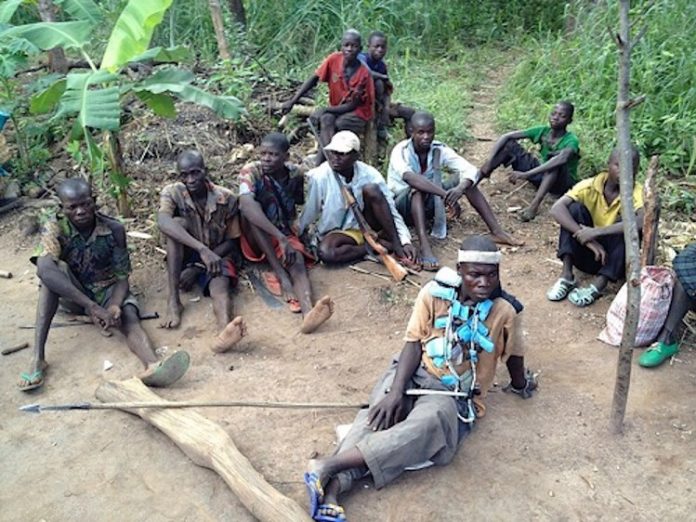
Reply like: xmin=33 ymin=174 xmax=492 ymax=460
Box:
xmin=573 ymin=225 xmax=597 ymax=245
xmin=278 ymin=237 xmax=298 ymax=267
xmin=279 ymin=100 xmax=294 ymax=116
xmin=106 ymin=304 xmax=122 ymax=328
xmin=88 ymin=303 xmax=112 ymax=329
xmin=508 ymin=171 xmax=525 ymax=184
xmin=586 ymin=240 xmax=607 ymax=265
xmin=367 ymin=390 xmax=413 ymax=431
xmin=402 ymin=243 xmax=418 ymax=262
xmin=199 ymin=247 xmax=222 ymax=276
xmin=444 ymin=187 xmax=464 ymax=207
xmin=446 ymin=201 xmax=461 ymax=220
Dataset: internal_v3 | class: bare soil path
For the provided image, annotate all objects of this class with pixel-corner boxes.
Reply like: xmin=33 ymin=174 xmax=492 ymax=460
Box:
xmin=0 ymin=60 xmax=694 ymax=521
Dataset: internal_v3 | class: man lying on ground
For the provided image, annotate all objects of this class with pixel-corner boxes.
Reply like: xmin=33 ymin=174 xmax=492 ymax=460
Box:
xmin=298 ymin=130 xmax=417 ymax=266
xmin=479 ymin=101 xmax=580 ymax=222
xmin=302 ymin=235 xmax=536 ymax=521
xmin=388 ymin=111 xmax=523 ymax=271
xmin=158 ymin=150 xmax=246 ymax=353
xmin=358 ymin=30 xmax=415 ymax=139
xmin=546 ymin=145 xmax=643 ymax=307
xmin=281 ymin=29 xmax=375 ymax=165
xmin=639 ymin=242 xmax=696 ymax=368
xmin=239 ymin=132 xmax=334 ymax=334
xmin=18 ymin=179 xmax=190 ymax=392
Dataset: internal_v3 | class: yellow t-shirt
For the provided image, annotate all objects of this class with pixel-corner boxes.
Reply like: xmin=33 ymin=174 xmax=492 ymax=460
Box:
xmin=566 ymin=172 xmax=643 ymax=227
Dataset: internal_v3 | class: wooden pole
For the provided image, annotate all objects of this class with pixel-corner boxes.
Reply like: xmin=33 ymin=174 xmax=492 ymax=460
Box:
xmin=640 ymin=155 xmax=660 ymax=267
xmin=208 ymin=0 xmax=231 ymax=61
xmin=96 ymin=378 xmax=312 ymax=522
xmin=610 ymin=0 xmax=643 ymax=435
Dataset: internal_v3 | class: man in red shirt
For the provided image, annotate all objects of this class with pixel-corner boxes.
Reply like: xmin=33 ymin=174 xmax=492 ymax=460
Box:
xmin=282 ymin=29 xmax=375 ymax=164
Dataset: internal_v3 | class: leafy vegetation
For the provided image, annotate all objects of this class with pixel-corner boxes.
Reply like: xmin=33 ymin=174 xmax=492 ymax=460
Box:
xmin=498 ymin=0 xmax=696 ymax=200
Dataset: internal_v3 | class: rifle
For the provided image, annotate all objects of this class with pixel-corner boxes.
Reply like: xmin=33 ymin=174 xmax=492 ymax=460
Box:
xmin=307 ymin=119 xmax=408 ymax=282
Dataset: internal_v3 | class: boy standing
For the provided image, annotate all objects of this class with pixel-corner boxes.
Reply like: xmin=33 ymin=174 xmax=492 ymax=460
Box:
xmin=547 ymin=145 xmax=644 ymax=307
xmin=281 ymin=29 xmax=375 ymax=164
xmin=18 ymin=179 xmax=190 ymax=391
xmin=239 ymin=133 xmax=334 ymax=334
xmin=158 ymin=150 xmax=246 ymax=353
xmin=479 ymin=101 xmax=580 ymax=221
xmin=388 ymin=111 xmax=522 ymax=270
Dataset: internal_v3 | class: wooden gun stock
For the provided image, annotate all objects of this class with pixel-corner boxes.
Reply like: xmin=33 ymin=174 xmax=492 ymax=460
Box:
xmin=307 ymin=119 xmax=408 ymax=282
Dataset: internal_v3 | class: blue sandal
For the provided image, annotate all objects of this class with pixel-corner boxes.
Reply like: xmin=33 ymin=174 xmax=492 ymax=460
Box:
xmin=568 ymin=285 xmax=601 ymax=307
xmin=315 ymin=503 xmax=346 ymax=522
xmin=304 ymin=471 xmax=324 ymax=518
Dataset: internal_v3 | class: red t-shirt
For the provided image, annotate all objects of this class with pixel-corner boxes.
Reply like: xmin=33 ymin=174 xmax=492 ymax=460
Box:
xmin=315 ymin=52 xmax=375 ymax=121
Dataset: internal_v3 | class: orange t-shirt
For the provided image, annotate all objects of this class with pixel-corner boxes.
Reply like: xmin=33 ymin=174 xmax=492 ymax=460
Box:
xmin=315 ymin=52 xmax=375 ymax=121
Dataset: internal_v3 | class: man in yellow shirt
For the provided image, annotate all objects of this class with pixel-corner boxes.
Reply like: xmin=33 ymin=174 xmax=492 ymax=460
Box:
xmin=546 ymin=146 xmax=644 ymax=307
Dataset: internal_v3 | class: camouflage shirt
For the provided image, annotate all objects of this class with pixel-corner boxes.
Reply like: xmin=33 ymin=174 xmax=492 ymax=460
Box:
xmin=33 ymin=212 xmax=131 ymax=303
xmin=159 ymin=180 xmax=240 ymax=248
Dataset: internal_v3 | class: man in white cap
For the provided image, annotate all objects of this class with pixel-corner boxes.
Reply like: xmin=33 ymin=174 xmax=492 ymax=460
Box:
xmin=301 ymin=235 xmax=535 ymax=521
xmin=298 ymin=130 xmax=417 ymax=266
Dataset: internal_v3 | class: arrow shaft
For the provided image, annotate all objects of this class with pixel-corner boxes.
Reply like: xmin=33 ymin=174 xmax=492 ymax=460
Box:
xmin=30 ymin=399 xmax=368 ymax=412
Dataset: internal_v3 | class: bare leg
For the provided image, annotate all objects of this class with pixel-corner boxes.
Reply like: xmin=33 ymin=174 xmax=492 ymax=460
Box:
xmin=118 ymin=304 xmax=159 ymax=368
xmin=19 ymin=284 xmax=58 ymax=387
xmin=161 ymin=217 xmax=188 ymax=329
xmin=560 ymin=254 xmax=575 ymax=281
xmin=244 ymin=219 xmax=296 ymax=300
xmin=287 ymin=258 xmax=313 ymax=315
xmin=658 ymin=279 xmax=695 ymax=345
xmin=317 ymin=112 xmax=338 ymax=166
xmin=409 ymin=190 xmax=435 ymax=263
xmin=318 ymin=233 xmax=367 ymax=264
xmin=589 ymin=274 xmax=609 ymax=293
xmin=308 ymin=449 xmax=368 ymax=506
xmin=362 ymin=183 xmax=407 ymax=258
xmin=208 ymin=276 xmax=232 ymax=330
xmin=464 ymin=185 xmax=523 ymax=246
xmin=522 ymin=171 xmax=558 ymax=220
xmin=480 ymin=143 xmax=515 ymax=177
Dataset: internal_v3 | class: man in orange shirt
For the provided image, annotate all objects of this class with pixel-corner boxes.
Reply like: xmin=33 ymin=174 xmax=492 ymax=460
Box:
xmin=281 ymin=29 xmax=375 ymax=164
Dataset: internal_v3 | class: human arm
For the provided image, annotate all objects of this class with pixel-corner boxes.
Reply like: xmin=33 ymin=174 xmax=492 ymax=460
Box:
xmin=441 ymin=146 xmax=479 ymax=206
xmin=297 ymin=175 xmax=322 ymax=237
xmin=510 ymin=147 xmax=574 ymax=181
xmin=367 ymin=341 xmax=422 ymax=430
xmin=550 ymin=195 xmax=607 ymax=264
xmin=280 ymin=75 xmax=319 ymax=115
xmin=402 ymin=171 xmax=448 ymax=198
xmin=157 ymin=211 xmax=222 ymax=275
xmin=574 ymin=208 xmax=645 ymax=244
xmin=480 ymin=130 xmax=528 ymax=177
xmin=240 ymin=194 xmax=297 ymax=264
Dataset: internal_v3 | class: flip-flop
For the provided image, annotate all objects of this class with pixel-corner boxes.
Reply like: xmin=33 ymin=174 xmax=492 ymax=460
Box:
xmin=546 ymin=277 xmax=576 ymax=301
xmin=141 ymin=351 xmax=190 ymax=388
xmin=18 ymin=363 xmax=47 ymax=392
xmin=260 ymin=271 xmax=283 ymax=297
xmin=303 ymin=471 xmax=324 ymax=518
xmin=287 ymin=297 xmax=302 ymax=314
xmin=315 ymin=503 xmax=347 ymax=522
xmin=397 ymin=255 xmax=421 ymax=271
xmin=568 ymin=285 xmax=601 ymax=307
xmin=420 ymin=256 xmax=440 ymax=272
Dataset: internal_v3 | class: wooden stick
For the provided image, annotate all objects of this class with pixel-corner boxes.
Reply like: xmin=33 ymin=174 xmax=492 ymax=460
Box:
xmin=640 ymin=155 xmax=660 ymax=267
xmin=349 ymin=264 xmax=391 ymax=282
xmin=94 ymin=378 xmax=315 ymax=522
xmin=2 ymin=341 xmax=29 ymax=356
xmin=503 ymin=181 xmax=530 ymax=200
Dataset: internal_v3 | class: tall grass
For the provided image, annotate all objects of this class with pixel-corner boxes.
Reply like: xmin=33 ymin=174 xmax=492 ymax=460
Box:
xmin=497 ymin=0 xmax=696 ymax=193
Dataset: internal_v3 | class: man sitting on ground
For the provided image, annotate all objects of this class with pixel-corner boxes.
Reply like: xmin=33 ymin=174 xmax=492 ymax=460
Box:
xmin=298 ymin=131 xmax=416 ymax=266
xmin=639 ymin=242 xmax=696 ymax=368
xmin=281 ymin=29 xmax=375 ymax=165
xmin=546 ymin=145 xmax=643 ymax=307
xmin=388 ymin=111 xmax=523 ymax=271
xmin=239 ymin=132 xmax=334 ymax=334
xmin=302 ymin=235 xmax=536 ymax=521
xmin=479 ymin=101 xmax=580 ymax=222
xmin=358 ymin=30 xmax=415 ymax=139
xmin=18 ymin=179 xmax=190 ymax=391
xmin=158 ymin=150 xmax=246 ymax=353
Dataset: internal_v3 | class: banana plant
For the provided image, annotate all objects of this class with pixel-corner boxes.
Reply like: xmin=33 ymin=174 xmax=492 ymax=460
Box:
xmin=0 ymin=0 xmax=244 ymax=216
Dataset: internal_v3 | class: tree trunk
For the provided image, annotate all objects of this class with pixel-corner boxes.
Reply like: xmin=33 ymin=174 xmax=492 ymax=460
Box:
xmin=104 ymin=132 xmax=131 ymax=218
xmin=208 ymin=0 xmax=231 ymax=60
xmin=610 ymin=0 xmax=642 ymax=435
xmin=37 ymin=0 xmax=68 ymax=74
xmin=228 ymin=0 xmax=246 ymax=28
xmin=95 ymin=378 xmax=313 ymax=522
xmin=640 ymin=155 xmax=660 ymax=267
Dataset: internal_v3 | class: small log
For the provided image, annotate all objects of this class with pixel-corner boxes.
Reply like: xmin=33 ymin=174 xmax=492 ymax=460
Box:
xmin=2 ymin=341 xmax=29 ymax=356
xmin=640 ymin=155 xmax=660 ymax=267
xmin=95 ymin=378 xmax=312 ymax=522
xmin=0 ymin=270 xmax=12 ymax=278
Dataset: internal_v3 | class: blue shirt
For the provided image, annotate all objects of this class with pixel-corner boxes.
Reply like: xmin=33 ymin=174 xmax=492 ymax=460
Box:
xmin=358 ymin=52 xmax=388 ymax=76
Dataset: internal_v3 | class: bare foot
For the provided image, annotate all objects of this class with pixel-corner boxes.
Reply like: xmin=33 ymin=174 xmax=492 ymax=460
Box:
xmin=490 ymin=230 xmax=525 ymax=247
xmin=179 ymin=266 xmax=203 ymax=291
xmin=211 ymin=316 xmax=247 ymax=353
xmin=301 ymin=295 xmax=334 ymax=334
xmin=160 ymin=299 xmax=183 ymax=329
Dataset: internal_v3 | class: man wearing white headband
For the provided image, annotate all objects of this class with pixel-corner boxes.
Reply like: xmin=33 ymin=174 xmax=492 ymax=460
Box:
xmin=302 ymin=235 xmax=535 ymax=521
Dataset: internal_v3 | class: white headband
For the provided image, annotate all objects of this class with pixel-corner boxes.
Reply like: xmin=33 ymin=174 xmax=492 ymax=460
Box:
xmin=457 ymin=250 xmax=502 ymax=264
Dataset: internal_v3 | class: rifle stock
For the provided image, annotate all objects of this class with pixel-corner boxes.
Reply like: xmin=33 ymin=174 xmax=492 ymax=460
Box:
xmin=307 ymin=120 xmax=408 ymax=282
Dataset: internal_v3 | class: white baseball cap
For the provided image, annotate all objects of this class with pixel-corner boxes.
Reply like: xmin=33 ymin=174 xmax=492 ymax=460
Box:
xmin=324 ymin=131 xmax=361 ymax=153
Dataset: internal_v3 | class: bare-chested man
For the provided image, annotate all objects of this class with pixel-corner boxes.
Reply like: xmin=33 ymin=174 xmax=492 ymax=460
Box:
xmin=158 ymin=150 xmax=246 ymax=353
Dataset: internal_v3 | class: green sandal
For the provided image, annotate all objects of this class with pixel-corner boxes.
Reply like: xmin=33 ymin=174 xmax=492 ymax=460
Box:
xmin=639 ymin=342 xmax=679 ymax=368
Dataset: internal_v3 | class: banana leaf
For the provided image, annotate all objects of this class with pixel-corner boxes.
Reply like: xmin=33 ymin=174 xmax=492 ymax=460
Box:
xmin=54 ymin=70 xmax=121 ymax=130
xmin=0 ymin=0 xmax=23 ymax=24
xmin=0 ymin=20 xmax=91 ymax=51
xmin=54 ymin=0 xmax=102 ymax=24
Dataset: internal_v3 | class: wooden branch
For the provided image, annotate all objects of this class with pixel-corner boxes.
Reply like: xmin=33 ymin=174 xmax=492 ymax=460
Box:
xmin=95 ymin=378 xmax=312 ymax=522
xmin=617 ymin=94 xmax=646 ymax=110
xmin=640 ymin=155 xmax=660 ymax=267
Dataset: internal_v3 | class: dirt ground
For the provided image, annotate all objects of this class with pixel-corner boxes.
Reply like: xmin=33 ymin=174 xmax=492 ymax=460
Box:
xmin=1 ymin=68 xmax=695 ymax=522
